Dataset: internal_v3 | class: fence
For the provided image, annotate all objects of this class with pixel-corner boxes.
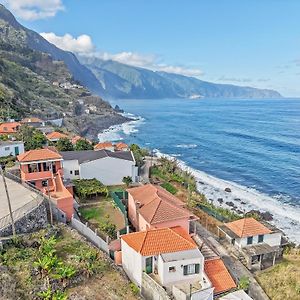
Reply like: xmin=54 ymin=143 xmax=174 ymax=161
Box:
xmin=110 ymin=191 xmax=128 ymax=226
xmin=4 ymin=170 xmax=67 ymax=224
xmin=197 ymin=204 xmax=229 ymax=222
xmin=70 ymin=217 xmax=109 ymax=254
xmin=0 ymin=197 xmax=43 ymax=230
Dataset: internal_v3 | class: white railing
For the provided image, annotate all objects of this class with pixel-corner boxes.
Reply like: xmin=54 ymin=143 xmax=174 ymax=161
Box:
xmin=70 ymin=217 xmax=109 ymax=254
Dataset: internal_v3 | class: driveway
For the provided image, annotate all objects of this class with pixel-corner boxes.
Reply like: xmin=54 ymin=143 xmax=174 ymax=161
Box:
xmin=194 ymin=222 xmax=270 ymax=300
xmin=0 ymin=175 xmax=40 ymax=223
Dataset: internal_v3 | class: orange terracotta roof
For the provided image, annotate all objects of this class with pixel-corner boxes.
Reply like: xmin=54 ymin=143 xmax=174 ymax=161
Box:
xmin=46 ymin=131 xmax=68 ymax=140
xmin=71 ymin=136 xmax=83 ymax=144
xmin=115 ymin=142 xmax=128 ymax=150
xmin=18 ymin=148 xmax=62 ymax=162
xmin=94 ymin=141 xmax=113 ymax=150
xmin=0 ymin=122 xmax=21 ymax=134
xmin=224 ymin=218 xmax=272 ymax=238
xmin=128 ymin=184 xmax=193 ymax=225
xmin=21 ymin=117 xmax=43 ymax=123
xmin=204 ymin=258 xmax=236 ymax=294
xmin=121 ymin=226 xmax=197 ymax=256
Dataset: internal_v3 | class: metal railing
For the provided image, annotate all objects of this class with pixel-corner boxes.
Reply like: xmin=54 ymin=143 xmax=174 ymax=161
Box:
xmin=2 ymin=171 xmax=66 ymax=226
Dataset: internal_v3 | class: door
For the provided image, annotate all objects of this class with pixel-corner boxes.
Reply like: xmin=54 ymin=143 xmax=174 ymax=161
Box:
xmin=145 ymin=257 xmax=153 ymax=274
xmin=14 ymin=146 xmax=19 ymax=156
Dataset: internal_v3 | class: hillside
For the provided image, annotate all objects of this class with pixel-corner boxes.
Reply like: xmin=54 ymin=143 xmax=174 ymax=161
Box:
xmin=78 ymin=56 xmax=282 ymax=99
xmin=0 ymin=5 xmax=128 ymax=139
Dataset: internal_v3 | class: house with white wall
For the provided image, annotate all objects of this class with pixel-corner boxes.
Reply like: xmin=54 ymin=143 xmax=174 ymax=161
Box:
xmin=121 ymin=226 xmax=214 ymax=300
xmin=60 ymin=149 xmax=138 ymax=186
xmin=218 ymin=217 xmax=286 ymax=270
xmin=0 ymin=141 xmax=24 ymax=157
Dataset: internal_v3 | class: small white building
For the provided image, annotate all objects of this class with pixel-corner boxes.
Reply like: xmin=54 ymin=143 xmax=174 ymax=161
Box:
xmin=60 ymin=149 xmax=138 ymax=186
xmin=218 ymin=218 xmax=285 ymax=270
xmin=121 ymin=226 xmax=214 ymax=300
xmin=219 ymin=290 xmax=253 ymax=300
xmin=0 ymin=141 xmax=24 ymax=157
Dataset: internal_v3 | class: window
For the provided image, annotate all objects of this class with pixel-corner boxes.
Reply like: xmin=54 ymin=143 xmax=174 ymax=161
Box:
xmin=183 ymin=264 xmax=200 ymax=275
xmin=169 ymin=266 xmax=176 ymax=272
xmin=75 ymin=170 xmax=80 ymax=176
xmin=247 ymin=236 xmax=253 ymax=245
xmin=4 ymin=146 xmax=10 ymax=151
xmin=258 ymin=234 xmax=264 ymax=243
xmin=42 ymin=180 xmax=48 ymax=187
xmin=70 ymin=170 xmax=73 ymax=175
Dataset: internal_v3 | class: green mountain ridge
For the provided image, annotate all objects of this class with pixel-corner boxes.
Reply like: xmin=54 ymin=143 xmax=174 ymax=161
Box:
xmin=78 ymin=56 xmax=282 ymax=99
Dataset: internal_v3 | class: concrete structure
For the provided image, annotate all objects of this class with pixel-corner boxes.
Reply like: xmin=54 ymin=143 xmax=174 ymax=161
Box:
xmin=0 ymin=141 xmax=24 ymax=157
xmin=121 ymin=227 xmax=214 ymax=300
xmin=219 ymin=290 xmax=253 ymax=300
xmin=17 ymin=149 xmax=74 ymax=219
xmin=127 ymin=184 xmax=198 ymax=232
xmin=218 ymin=218 xmax=285 ymax=270
xmin=60 ymin=150 xmax=138 ymax=186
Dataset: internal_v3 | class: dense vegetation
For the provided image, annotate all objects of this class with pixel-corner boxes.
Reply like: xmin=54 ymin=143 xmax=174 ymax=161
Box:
xmin=0 ymin=226 xmax=137 ymax=300
xmin=73 ymin=179 xmax=109 ymax=199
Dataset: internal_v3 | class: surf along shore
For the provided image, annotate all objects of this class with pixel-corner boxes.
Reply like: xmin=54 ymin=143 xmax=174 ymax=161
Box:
xmin=97 ymin=113 xmax=299 ymax=244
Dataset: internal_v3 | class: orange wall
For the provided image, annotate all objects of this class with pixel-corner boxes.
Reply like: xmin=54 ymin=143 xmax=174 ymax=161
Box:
xmin=128 ymin=194 xmax=139 ymax=229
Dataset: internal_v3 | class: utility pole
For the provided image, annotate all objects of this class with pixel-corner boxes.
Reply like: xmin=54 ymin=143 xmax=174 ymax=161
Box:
xmin=0 ymin=166 xmax=16 ymax=237
xmin=47 ymin=183 xmax=53 ymax=226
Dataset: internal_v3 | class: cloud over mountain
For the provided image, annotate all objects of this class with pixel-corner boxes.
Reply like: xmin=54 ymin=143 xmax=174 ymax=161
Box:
xmin=3 ymin=0 xmax=64 ymax=20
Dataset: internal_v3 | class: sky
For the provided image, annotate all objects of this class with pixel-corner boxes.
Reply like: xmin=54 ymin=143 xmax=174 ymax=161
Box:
xmin=2 ymin=0 xmax=300 ymax=97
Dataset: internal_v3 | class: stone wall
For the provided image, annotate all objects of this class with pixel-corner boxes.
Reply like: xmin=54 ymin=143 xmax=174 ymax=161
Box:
xmin=0 ymin=201 xmax=48 ymax=237
xmin=141 ymin=272 xmax=171 ymax=300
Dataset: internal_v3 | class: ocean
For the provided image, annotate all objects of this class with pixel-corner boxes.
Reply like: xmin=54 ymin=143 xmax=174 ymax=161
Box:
xmin=101 ymin=98 xmax=300 ymax=242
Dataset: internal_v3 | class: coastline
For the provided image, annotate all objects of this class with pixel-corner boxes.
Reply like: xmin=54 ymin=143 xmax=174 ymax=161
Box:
xmin=97 ymin=111 xmax=300 ymax=244
xmin=154 ymin=150 xmax=300 ymax=244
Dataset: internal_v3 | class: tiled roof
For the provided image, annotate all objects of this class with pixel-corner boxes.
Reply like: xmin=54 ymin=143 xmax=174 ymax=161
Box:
xmin=71 ymin=136 xmax=83 ymax=144
xmin=21 ymin=117 xmax=43 ymax=123
xmin=224 ymin=218 xmax=272 ymax=238
xmin=0 ymin=122 xmax=21 ymax=133
xmin=204 ymin=258 xmax=236 ymax=294
xmin=46 ymin=131 xmax=68 ymax=140
xmin=128 ymin=184 xmax=193 ymax=225
xmin=121 ymin=226 xmax=197 ymax=256
xmin=18 ymin=149 xmax=62 ymax=162
xmin=94 ymin=142 xmax=113 ymax=150
xmin=115 ymin=142 xmax=128 ymax=150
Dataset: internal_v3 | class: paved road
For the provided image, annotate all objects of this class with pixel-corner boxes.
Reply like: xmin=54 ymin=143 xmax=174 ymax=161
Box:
xmin=139 ymin=156 xmax=160 ymax=183
xmin=0 ymin=175 xmax=39 ymax=220
xmin=194 ymin=222 xmax=269 ymax=300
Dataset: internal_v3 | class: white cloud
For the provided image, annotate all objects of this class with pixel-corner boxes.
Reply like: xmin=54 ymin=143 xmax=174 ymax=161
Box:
xmin=90 ymin=51 xmax=203 ymax=77
xmin=40 ymin=32 xmax=95 ymax=54
xmin=3 ymin=0 xmax=64 ymax=21
xmin=41 ymin=32 xmax=203 ymax=77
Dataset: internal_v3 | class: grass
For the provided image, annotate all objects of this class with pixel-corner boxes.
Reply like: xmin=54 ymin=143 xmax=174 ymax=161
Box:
xmin=79 ymin=198 xmax=125 ymax=238
xmin=256 ymin=249 xmax=300 ymax=300
xmin=160 ymin=182 xmax=178 ymax=195
xmin=0 ymin=225 xmax=138 ymax=300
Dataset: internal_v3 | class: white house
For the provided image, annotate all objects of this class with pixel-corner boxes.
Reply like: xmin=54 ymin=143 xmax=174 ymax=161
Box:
xmin=60 ymin=150 xmax=138 ymax=186
xmin=218 ymin=218 xmax=285 ymax=270
xmin=219 ymin=290 xmax=253 ymax=300
xmin=121 ymin=226 xmax=214 ymax=300
xmin=0 ymin=141 xmax=24 ymax=157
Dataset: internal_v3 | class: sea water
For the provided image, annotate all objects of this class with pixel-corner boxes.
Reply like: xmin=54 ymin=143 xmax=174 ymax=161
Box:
xmin=101 ymin=98 xmax=300 ymax=242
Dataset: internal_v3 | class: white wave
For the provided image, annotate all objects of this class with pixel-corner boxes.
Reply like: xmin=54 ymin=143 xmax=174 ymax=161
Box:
xmin=176 ymin=143 xmax=198 ymax=149
xmin=98 ymin=114 xmax=144 ymax=142
xmin=154 ymin=149 xmax=300 ymax=244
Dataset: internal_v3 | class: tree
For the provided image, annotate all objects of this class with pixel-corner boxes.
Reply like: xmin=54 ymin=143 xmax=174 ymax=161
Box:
xmin=238 ymin=276 xmax=250 ymax=291
xmin=16 ymin=125 xmax=47 ymax=150
xmin=122 ymin=176 xmax=132 ymax=187
xmin=130 ymin=144 xmax=149 ymax=167
xmin=74 ymin=139 xmax=93 ymax=151
xmin=56 ymin=138 xmax=73 ymax=151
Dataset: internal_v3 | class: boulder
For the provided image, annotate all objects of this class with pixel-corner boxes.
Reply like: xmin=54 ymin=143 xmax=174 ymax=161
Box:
xmin=225 ymin=187 xmax=232 ymax=193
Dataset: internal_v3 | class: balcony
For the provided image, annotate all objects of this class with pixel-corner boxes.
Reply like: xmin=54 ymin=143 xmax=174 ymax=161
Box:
xmin=22 ymin=170 xmax=53 ymax=181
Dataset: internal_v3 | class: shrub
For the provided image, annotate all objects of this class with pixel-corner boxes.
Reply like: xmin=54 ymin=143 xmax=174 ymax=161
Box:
xmin=129 ymin=283 xmax=139 ymax=296
xmin=161 ymin=182 xmax=178 ymax=195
